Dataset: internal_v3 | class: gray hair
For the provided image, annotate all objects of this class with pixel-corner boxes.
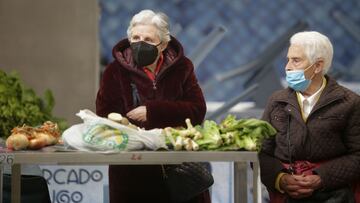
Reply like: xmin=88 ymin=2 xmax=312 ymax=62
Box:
xmin=290 ymin=31 xmax=333 ymax=74
xmin=127 ymin=10 xmax=171 ymax=43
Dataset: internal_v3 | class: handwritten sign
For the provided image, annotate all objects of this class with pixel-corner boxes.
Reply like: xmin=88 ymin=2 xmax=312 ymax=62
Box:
xmin=0 ymin=153 xmax=14 ymax=166
xmin=130 ymin=153 xmax=142 ymax=160
xmin=41 ymin=165 xmax=108 ymax=203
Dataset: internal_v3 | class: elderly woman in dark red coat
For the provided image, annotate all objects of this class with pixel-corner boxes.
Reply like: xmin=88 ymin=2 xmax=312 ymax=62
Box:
xmin=96 ymin=9 xmax=210 ymax=203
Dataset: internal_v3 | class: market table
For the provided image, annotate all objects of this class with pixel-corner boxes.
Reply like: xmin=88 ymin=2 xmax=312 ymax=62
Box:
xmin=0 ymin=150 xmax=261 ymax=203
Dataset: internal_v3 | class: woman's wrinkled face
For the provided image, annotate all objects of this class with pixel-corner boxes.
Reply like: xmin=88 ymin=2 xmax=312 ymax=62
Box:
xmin=130 ymin=24 xmax=161 ymax=46
xmin=285 ymin=45 xmax=310 ymax=71
xmin=285 ymin=44 xmax=316 ymax=79
xmin=286 ymin=44 xmax=323 ymax=79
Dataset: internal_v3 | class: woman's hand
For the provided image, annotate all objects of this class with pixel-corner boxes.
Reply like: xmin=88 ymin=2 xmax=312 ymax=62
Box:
xmin=293 ymin=174 xmax=322 ymax=190
xmin=280 ymin=174 xmax=316 ymax=199
xmin=126 ymin=106 xmax=147 ymax=122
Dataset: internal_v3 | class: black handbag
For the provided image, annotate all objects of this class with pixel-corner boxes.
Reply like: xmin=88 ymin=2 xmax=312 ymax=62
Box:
xmin=2 ymin=174 xmax=51 ymax=203
xmin=161 ymin=162 xmax=214 ymax=203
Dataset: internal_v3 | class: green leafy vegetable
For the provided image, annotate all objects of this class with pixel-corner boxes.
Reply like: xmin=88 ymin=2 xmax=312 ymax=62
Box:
xmin=0 ymin=70 xmax=67 ymax=138
xmin=195 ymin=120 xmax=223 ymax=150
xmin=165 ymin=114 xmax=277 ymax=151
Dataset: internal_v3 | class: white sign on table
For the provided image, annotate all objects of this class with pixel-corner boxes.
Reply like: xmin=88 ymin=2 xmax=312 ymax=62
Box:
xmin=41 ymin=165 xmax=109 ymax=203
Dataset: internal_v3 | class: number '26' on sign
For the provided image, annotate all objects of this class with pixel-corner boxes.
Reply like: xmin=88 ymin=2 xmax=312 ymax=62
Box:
xmin=0 ymin=153 xmax=14 ymax=165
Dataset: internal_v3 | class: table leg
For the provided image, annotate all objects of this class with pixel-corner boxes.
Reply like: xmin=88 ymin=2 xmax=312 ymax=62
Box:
xmin=11 ymin=164 xmax=21 ymax=203
xmin=234 ymin=162 xmax=248 ymax=203
xmin=0 ymin=165 xmax=3 ymax=203
xmin=252 ymin=162 xmax=262 ymax=203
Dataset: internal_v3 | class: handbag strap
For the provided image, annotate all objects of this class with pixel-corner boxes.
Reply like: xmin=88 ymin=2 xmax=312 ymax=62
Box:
xmin=161 ymin=165 xmax=168 ymax=179
xmin=130 ymin=82 xmax=141 ymax=108
xmin=287 ymin=115 xmax=295 ymax=174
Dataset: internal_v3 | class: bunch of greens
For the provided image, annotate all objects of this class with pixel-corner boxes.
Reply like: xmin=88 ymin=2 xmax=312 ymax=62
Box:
xmin=0 ymin=70 xmax=67 ymax=138
xmin=218 ymin=114 xmax=277 ymax=151
xmin=164 ymin=114 xmax=276 ymax=151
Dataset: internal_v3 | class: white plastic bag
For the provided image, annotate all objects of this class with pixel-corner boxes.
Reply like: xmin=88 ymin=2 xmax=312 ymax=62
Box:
xmin=62 ymin=109 xmax=167 ymax=151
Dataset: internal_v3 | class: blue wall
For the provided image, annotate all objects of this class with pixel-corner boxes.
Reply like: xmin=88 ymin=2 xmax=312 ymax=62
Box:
xmin=99 ymin=0 xmax=360 ymax=101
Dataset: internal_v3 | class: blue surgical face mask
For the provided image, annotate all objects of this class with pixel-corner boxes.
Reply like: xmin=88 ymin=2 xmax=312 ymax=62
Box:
xmin=285 ymin=63 xmax=315 ymax=92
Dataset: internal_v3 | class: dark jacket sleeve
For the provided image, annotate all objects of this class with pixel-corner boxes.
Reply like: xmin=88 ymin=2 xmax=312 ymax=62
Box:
xmin=146 ymin=58 xmax=206 ymax=127
xmin=258 ymin=93 xmax=287 ymax=192
xmin=96 ymin=63 xmax=125 ymax=117
xmin=315 ymin=93 xmax=360 ymax=189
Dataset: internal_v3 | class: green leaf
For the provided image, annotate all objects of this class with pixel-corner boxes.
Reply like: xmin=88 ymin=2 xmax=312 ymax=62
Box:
xmin=0 ymin=69 xmax=68 ymax=138
xmin=43 ymin=89 xmax=55 ymax=114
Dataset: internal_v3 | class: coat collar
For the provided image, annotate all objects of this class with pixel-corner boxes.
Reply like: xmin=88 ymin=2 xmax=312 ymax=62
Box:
xmin=314 ymin=76 xmax=345 ymax=105
xmin=111 ymin=36 xmax=184 ymax=76
xmin=273 ymin=75 xmax=345 ymax=106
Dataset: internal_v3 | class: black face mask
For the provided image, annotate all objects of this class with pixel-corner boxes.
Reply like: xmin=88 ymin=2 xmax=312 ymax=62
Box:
xmin=130 ymin=41 xmax=161 ymax=67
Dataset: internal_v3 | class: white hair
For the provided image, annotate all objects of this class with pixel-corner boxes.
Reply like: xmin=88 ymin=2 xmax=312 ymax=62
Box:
xmin=290 ymin=31 xmax=333 ymax=74
xmin=127 ymin=10 xmax=171 ymax=43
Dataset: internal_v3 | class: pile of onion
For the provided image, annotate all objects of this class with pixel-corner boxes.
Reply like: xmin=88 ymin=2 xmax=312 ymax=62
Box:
xmin=6 ymin=121 xmax=60 ymax=150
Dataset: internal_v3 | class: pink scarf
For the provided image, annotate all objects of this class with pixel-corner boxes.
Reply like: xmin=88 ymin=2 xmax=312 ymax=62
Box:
xmin=268 ymin=161 xmax=360 ymax=203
